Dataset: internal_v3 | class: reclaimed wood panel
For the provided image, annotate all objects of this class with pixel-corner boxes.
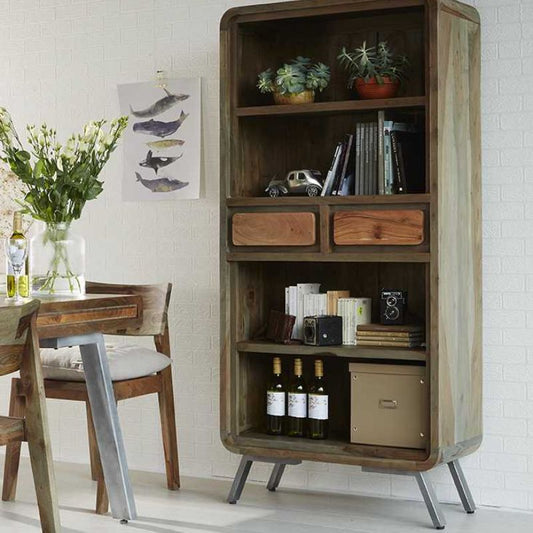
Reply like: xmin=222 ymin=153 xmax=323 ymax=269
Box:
xmin=333 ymin=210 xmax=424 ymax=246
xmin=37 ymin=294 xmax=143 ymax=339
xmin=0 ymin=417 xmax=25 ymax=446
xmin=434 ymin=6 xmax=482 ymax=461
xmin=232 ymin=212 xmax=316 ymax=246
xmin=86 ymin=282 xmax=171 ymax=336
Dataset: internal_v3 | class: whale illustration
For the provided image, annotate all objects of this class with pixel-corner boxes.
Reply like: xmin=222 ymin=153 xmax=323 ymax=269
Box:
xmin=147 ymin=139 xmax=185 ymax=151
xmin=135 ymin=172 xmax=189 ymax=193
xmin=139 ymin=150 xmax=182 ymax=174
xmin=129 ymin=88 xmax=189 ymax=118
xmin=133 ymin=111 xmax=189 ymax=138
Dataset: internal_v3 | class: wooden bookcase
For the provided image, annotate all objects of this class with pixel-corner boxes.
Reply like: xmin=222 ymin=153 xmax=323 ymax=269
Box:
xmin=220 ymin=0 xmax=481 ymax=478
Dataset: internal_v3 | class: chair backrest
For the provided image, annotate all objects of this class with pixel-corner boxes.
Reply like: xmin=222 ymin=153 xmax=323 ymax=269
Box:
xmin=0 ymin=300 xmax=40 ymax=377
xmin=86 ymin=281 xmax=171 ymax=337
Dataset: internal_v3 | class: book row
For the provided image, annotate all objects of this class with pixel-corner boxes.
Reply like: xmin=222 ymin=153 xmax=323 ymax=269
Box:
xmin=321 ymin=111 xmax=425 ymax=197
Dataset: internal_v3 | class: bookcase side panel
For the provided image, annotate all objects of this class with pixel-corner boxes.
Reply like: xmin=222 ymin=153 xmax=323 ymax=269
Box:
xmin=436 ymin=7 xmax=482 ymax=460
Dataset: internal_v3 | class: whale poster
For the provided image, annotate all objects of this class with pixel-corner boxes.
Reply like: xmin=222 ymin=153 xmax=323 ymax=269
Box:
xmin=118 ymin=78 xmax=201 ymax=200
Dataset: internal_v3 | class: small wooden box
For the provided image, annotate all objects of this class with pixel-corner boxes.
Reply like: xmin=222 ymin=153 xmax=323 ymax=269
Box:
xmin=232 ymin=212 xmax=316 ymax=246
xmin=333 ymin=210 xmax=424 ymax=246
xmin=349 ymin=363 xmax=428 ymax=449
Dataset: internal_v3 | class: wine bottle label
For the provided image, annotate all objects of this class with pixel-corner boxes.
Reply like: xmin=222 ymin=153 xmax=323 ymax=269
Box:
xmin=288 ymin=392 xmax=307 ymax=418
xmin=267 ymin=391 xmax=285 ymax=416
xmin=308 ymin=394 xmax=328 ymax=420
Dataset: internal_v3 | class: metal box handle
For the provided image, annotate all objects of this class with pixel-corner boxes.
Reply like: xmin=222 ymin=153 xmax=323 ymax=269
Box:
xmin=379 ymin=399 xmax=398 ymax=409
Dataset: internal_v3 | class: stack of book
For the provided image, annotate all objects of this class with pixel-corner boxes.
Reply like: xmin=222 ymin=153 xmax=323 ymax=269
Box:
xmin=356 ymin=324 xmax=425 ymax=348
xmin=284 ymin=287 xmax=354 ymax=341
xmin=320 ymin=111 xmax=424 ymax=197
xmin=337 ymin=297 xmax=371 ymax=345
xmin=285 ymin=283 xmax=321 ymax=340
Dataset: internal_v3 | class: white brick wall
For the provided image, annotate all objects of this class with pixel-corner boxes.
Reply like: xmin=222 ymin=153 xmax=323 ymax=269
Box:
xmin=1 ymin=0 xmax=533 ymax=513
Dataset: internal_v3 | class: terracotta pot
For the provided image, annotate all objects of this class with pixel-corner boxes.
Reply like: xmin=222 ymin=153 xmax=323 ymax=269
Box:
xmin=354 ymin=77 xmax=400 ymax=100
xmin=273 ymin=89 xmax=315 ymax=105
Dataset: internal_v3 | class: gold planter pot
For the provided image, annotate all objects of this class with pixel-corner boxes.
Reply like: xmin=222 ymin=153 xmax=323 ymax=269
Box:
xmin=273 ymin=90 xmax=315 ymax=105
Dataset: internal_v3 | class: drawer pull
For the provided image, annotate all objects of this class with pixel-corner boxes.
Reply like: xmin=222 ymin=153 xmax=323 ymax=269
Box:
xmin=379 ymin=399 xmax=398 ymax=409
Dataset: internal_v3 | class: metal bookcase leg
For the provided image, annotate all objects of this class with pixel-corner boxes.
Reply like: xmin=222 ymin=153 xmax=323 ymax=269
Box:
xmin=227 ymin=456 xmax=302 ymax=503
xmin=227 ymin=456 xmax=254 ymax=504
xmin=448 ymin=460 xmax=476 ymax=514
xmin=267 ymin=463 xmax=286 ymax=492
xmin=415 ymin=472 xmax=447 ymax=530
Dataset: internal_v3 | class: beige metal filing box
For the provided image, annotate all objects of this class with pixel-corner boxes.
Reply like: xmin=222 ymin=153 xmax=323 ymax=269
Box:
xmin=349 ymin=363 xmax=428 ymax=449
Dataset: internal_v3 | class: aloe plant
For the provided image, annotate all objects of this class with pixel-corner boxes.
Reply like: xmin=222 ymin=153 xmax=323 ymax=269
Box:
xmin=337 ymin=41 xmax=409 ymax=87
xmin=257 ymin=57 xmax=331 ymax=95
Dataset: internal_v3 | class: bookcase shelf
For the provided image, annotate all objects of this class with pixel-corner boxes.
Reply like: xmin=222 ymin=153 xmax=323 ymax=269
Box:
xmin=236 ymin=340 xmax=427 ymax=362
xmin=235 ymin=96 xmax=426 ymax=118
xmin=226 ymin=193 xmax=430 ymax=207
xmin=237 ymin=430 xmax=428 ymax=463
xmin=226 ymin=252 xmax=431 ymax=263
xmin=220 ymin=0 xmax=481 ymax=477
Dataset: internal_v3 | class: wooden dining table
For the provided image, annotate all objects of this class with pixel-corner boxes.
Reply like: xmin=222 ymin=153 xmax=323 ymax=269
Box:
xmin=23 ymin=292 xmax=143 ymax=522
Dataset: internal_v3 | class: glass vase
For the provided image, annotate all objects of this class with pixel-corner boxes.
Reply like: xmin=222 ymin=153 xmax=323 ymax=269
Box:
xmin=30 ymin=222 xmax=86 ymax=296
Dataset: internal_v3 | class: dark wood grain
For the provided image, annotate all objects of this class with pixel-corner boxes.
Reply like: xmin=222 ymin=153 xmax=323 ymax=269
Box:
xmin=227 ymin=194 xmax=430 ymax=207
xmin=236 ymin=340 xmax=427 ymax=362
xmin=236 ymin=96 xmax=426 ymax=117
xmin=36 ymin=294 xmax=143 ymax=340
xmin=226 ymin=252 xmax=430 ymax=262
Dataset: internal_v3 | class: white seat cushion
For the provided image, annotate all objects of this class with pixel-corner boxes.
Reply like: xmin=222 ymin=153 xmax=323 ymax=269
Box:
xmin=41 ymin=344 xmax=171 ymax=382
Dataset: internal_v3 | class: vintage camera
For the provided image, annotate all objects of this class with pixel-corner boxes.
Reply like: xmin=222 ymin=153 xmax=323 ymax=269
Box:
xmin=303 ymin=316 xmax=343 ymax=346
xmin=380 ymin=289 xmax=408 ymax=325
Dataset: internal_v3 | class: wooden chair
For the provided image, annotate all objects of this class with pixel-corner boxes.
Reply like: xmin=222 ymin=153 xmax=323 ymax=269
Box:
xmin=2 ymin=282 xmax=179 ymax=515
xmin=0 ymin=300 xmax=61 ymax=532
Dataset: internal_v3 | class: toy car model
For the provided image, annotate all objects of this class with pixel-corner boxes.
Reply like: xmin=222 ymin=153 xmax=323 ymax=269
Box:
xmin=265 ymin=169 xmax=323 ymax=197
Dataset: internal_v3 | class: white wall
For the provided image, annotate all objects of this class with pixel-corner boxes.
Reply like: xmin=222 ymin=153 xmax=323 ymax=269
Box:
xmin=1 ymin=0 xmax=533 ymax=513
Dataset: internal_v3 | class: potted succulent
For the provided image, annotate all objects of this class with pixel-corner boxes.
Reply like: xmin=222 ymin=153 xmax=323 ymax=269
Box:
xmin=337 ymin=41 xmax=409 ymax=100
xmin=257 ymin=57 xmax=331 ymax=105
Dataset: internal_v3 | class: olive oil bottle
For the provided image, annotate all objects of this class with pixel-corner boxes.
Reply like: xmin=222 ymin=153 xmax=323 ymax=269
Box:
xmin=308 ymin=359 xmax=328 ymax=439
xmin=266 ymin=357 xmax=285 ymax=435
xmin=287 ymin=358 xmax=307 ymax=437
xmin=6 ymin=212 xmax=29 ymax=298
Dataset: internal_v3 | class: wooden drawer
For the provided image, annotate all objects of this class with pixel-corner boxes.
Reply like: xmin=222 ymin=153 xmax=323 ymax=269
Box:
xmin=334 ymin=210 xmax=424 ymax=246
xmin=232 ymin=212 xmax=316 ymax=247
xmin=349 ymin=363 xmax=428 ymax=449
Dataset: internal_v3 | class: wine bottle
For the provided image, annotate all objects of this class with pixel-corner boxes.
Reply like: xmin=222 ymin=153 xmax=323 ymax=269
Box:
xmin=266 ymin=357 xmax=285 ymax=435
xmin=6 ymin=212 xmax=29 ymax=298
xmin=308 ymin=359 xmax=328 ymax=439
xmin=287 ymin=358 xmax=307 ymax=437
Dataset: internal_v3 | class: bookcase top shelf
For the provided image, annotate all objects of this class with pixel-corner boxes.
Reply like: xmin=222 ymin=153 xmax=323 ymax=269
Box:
xmin=236 ymin=340 xmax=427 ymax=362
xmin=236 ymin=96 xmax=426 ymax=118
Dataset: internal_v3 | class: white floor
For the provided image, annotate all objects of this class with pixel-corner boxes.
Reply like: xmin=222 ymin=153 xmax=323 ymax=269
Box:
xmin=1 ymin=460 xmax=533 ymax=532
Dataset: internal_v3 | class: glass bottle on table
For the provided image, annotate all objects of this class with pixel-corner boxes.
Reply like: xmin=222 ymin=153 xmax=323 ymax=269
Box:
xmin=266 ymin=356 xmax=285 ymax=435
xmin=308 ymin=359 xmax=328 ymax=439
xmin=5 ymin=211 xmax=29 ymax=303
xmin=287 ymin=358 xmax=307 ymax=437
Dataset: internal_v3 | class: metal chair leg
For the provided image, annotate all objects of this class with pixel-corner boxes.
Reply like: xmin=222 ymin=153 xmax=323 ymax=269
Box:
xmin=267 ymin=463 xmax=286 ymax=492
xmin=415 ymin=472 xmax=446 ymax=530
xmin=227 ymin=456 xmax=253 ymax=504
xmin=448 ymin=460 xmax=476 ymax=514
